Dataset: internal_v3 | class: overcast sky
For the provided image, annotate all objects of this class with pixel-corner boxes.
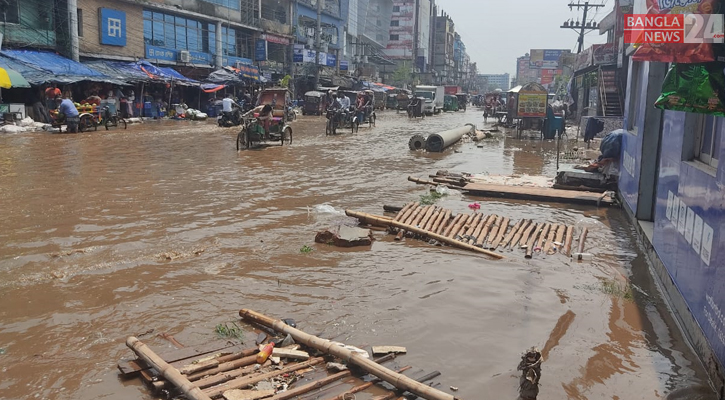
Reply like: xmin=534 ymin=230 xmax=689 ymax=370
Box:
xmin=438 ymin=0 xmax=610 ymax=75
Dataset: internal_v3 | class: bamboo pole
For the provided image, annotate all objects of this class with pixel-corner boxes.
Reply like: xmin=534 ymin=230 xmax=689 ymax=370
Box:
xmin=475 ymin=215 xmax=499 ymax=247
xmin=397 ymin=203 xmax=419 ymax=225
xmin=518 ymin=222 xmax=537 ymax=251
xmin=403 ymin=205 xmax=423 ymax=226
xmin=468 ymin=214 xmax=490 ymax=245
xmin=423 ymin=208 xmax=441 ymax=232
xmin=449 ymin=213 xmax=474 ymax=239
xmin=431 ymin=209 xmax=450 ymax=234
xmin=549 ymin=224 xmax=566 ymax=255
xmin=266 ymin=370 xmax=353 ymax=400
xmin=489 ymin=217 xmax=510 ymax=249
xmin=461 ymin=213 xmax=483 ymax=242
xmin=509 ymin=219 xmax=532 ymax=249
xmin=203 ymin=357 xmax=325 ymax=398
xmin=563 ymin=226 xmax=574 ymax=256
xmin=239 ymin=309 xmax=460 ymax=400
xmin=418 ymin=206 xmax=437 ymax=229
xmin=577 ymin=228 xmax=589 ymax=254
xmin=442 ymin=214 xmax=463 ymax=237
xmin=194 ymin=361 xmax=258 ymax=389
xmin=525 ymin=224 xmax=542 ymax=259
xmin=126 ymin=337 xmax=213 ymax=400
xmin=394 ymin=203 xmax=415 ymax=222
xmin=346 ymin=210 xmax=504 ymax=259
xmin=411 ymin=205 xmax=432 ymax=227
xmin=370 ymin=371 xmax=443 ymax=400
xmin=499 ymin=219 xmax=523 ymax=249
xmin=534 ymin=223 xmax=551 ymax=252
xmin=542 ymin=224 xmax=559 ymax=254
xmin=484 ymin=217 xmax=502 ymax=249
xmin=323 ymin=366 xmax=412 ymax=400
xmin=407 ymin=176 xmax=437 ymax=185
xmin=186 ymin=355 xmax=257 ymax=381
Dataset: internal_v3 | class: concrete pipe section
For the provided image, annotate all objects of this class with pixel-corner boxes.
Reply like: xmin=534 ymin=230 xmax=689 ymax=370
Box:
xmin=425 ymin=126 xmax=475 ymax=152
xmin=408 ymin=134 xmax=428 ymax=151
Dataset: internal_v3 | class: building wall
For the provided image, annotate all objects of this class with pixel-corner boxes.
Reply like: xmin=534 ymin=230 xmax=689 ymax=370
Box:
xmin=0 ymin=0 xmax=56 ymax=49
xmin=78 ymin=0 xmax=145 ymax=59
xmin=295 ymin=1 xmax=344 ymax=50
xmin=385 ymin=0 xmax=415 ymax=59
xmin=620 ymin=61 xmax=725 ymax=380
xmin=154 ymin=0 xmax=260 ymax=27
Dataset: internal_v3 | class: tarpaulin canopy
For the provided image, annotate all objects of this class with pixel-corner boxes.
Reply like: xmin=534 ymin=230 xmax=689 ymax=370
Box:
xmin=83 ymin=60 xmax=152 ymax=84
xmin=206 ymin=67 xmax=247 ymax=85
xmin=201 ymin=83 xmax=226 ymax=93
xmin=157 ymin=66 xmax=199 ymax=86
xmin=1 ymin=49 xmax=124 ymax=85
xmin=228 ymin=63 xmax=260 ymax=82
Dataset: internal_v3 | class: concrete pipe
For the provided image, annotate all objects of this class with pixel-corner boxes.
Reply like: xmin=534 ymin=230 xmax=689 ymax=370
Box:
xmin=408 ymin=134 xmax=428 ymax=151
xmin=425 ymin=126 xmax=475 ymax=152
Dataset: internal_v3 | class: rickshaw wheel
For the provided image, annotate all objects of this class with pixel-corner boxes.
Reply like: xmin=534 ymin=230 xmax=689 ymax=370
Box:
xmin=79 ymin=114 xmax=97 ymax=132
xmin=281 ymin=126 xmax=292 ymax=146
xmin=236 ymin=129 xmax=246 ymax=150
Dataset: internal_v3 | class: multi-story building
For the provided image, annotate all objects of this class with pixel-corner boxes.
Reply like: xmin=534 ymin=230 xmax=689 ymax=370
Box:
xmin=259 ymin=0 xmax=294 ymax=79
xmin=453 ymin=33 xmax=470 ymax=88
xmin=0 ymin=0 xmax=60 ymax=51
xmin=341 ymin=0 xmax=394 ymax=80
xmin=432 ymin=12 xmax=454 ymax=85
xmin=380 ymin=0 xmax=432 ymax=85
xmin=478 ymin=73 xmax=510 ymax=91
xmin=294 ymin=0 xmax=345 ymax=56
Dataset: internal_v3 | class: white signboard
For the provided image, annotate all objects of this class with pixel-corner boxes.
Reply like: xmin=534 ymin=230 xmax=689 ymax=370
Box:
xmin=666 ymin=191 xmax=674 ymax=220
xmin=677 ymin=200 xmax=687 ymax=234
xmin=692 ymin=214 xmax=704 ymax=255
xmin=685 ymin=208 xmax=695 ymax=244
xmin=700 ymin=222 xmax=713 ymax=266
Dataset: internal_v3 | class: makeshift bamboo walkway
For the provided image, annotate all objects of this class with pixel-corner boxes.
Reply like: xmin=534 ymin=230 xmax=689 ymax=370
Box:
xmin=119 ymin=309 xmax=460 ymax=400
xmin=347 ymin=203 xmax=587 ymax=259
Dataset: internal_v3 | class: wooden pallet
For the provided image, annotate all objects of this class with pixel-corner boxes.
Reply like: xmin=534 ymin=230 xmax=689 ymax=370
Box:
xmin=357 ymin=203 xmax=586 ymax=259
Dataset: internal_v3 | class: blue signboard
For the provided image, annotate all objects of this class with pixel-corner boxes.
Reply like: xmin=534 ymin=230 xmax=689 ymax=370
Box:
xmin=146 ymin=45 xmax=177 ymax=62
xmin=255 ymin=39 xmax=268 ymax=62
xmin=340 ymin=60 xmax=348 ymax=71
xmin=326 ymin=53 xmax=336 ymax=67
xmin=100 ymin=8 xmax=126 ymax=46
xmin=224 ymin=56 xmax=255 ymax=67
xmin=145 ymin=45 xmax=212 ymax=65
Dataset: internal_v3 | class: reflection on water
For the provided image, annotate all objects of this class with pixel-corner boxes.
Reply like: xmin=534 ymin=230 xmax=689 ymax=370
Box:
xmin=0 ymin=111 xmax=715 ymax=399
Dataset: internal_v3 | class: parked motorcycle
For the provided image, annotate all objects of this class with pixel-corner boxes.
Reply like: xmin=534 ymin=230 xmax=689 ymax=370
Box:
xmin=218 ymin=108 xmax=243 ymax=127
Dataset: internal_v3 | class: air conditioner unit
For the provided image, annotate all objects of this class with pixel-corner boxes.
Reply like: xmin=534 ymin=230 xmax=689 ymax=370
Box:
xmin=179 ymin=50 xmax=191 ymax=63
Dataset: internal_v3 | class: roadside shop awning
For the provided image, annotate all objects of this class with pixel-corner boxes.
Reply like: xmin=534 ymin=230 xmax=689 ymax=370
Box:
xmin=1 ymin=49 xmax=124 ymax=85
xmin=158 ymin=66 xmax=199 ymax=86
xmin=206 ymin=67 xmax=246 ymax=85
xmin=201 ymin=83 xmax=226 ymax=93
xmin=83 ymin=60 xmax=152 ymax=84
xmin=228 ymin=63 xmax=260 ymax=82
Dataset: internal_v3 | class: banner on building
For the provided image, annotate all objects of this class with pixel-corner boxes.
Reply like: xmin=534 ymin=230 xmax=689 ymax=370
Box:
xmin=655 ymin=62 xmax=725 ymax=116
xmin=255 ymin=39 xmax=268 ymax=62
xmin=530 ymin=49 xmax=567 ymax=69
xmin=632 ymin=0 xmax=722 ymax=63
xmin=340 ymin=60 xmax=349 ymax=71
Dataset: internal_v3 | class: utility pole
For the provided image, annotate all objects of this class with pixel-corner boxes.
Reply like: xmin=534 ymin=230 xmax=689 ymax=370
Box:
xmin=560 ymin=2 xmax=604 ymax=53
xmin=314 ymin=0 xmax=323 ymax=89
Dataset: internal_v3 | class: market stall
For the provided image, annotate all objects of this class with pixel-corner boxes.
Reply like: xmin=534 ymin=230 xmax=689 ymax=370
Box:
xmin=507 ymin=83 xmax=548 ymax=138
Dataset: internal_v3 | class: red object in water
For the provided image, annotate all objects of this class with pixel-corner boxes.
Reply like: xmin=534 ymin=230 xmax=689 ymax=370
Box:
xmin=468 ymin=203 xmax=481 ymax=210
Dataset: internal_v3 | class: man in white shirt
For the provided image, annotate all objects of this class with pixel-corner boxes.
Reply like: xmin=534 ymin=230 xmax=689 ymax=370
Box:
xmin=222 ymin=94 xmax=234 ymax=114
xmin=337 ymin=92 xmax=351 ymax=110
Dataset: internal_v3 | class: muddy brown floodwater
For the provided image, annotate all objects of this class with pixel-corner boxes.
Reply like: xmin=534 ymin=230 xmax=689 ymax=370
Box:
xmin=0 ymin=110 xmax=718 ymax=400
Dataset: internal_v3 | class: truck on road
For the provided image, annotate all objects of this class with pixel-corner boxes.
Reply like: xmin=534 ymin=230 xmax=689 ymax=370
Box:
xmin=414 ymin=86 xmax=445 ymax=115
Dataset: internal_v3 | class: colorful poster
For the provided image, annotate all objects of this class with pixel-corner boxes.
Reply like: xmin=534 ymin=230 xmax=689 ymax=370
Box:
xmin=632 ymin=0 xmax=720 ymax=63
xmin=655 ymin=63 xmax=725 ymax=116
xmin=517 ymin=92 xmax=547 ymax=117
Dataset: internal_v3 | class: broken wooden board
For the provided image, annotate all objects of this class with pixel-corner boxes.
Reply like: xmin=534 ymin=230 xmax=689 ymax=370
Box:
xmin=223 ymin=389 xmax=275 ymax=400
xmin=372 ymin=346 xmax=407 ymax=356
xmin=461 ymin=182 xmax=614 ymax=206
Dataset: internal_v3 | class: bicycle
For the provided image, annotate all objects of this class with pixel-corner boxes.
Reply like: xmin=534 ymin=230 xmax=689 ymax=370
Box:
xmin=98 ymin=106 xmax=127 ymax=130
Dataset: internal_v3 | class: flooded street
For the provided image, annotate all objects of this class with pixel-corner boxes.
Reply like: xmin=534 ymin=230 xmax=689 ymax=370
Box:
xmin=0 ymin=110 xmax=715 ymax=399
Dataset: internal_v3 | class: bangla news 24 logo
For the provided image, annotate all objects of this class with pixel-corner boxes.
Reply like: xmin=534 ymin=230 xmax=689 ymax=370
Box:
xmin=624 ymin=14 xmax=725 ymax=44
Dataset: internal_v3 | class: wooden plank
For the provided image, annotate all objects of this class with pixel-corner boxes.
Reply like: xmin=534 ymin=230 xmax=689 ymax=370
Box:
xmin=223 ymin=389 xmax=275 ymax=400
xmin=372 ymin=346 xmax=408 ymax=356
xmin=462 ymin=183 xmax=614 ymax=206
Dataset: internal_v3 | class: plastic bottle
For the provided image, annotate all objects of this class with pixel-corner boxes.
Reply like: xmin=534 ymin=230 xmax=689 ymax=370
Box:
xmin=572 ymin=253 xmax=593 ymax=261
xmin=256 ymin=342 xmax=275 ymax=364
